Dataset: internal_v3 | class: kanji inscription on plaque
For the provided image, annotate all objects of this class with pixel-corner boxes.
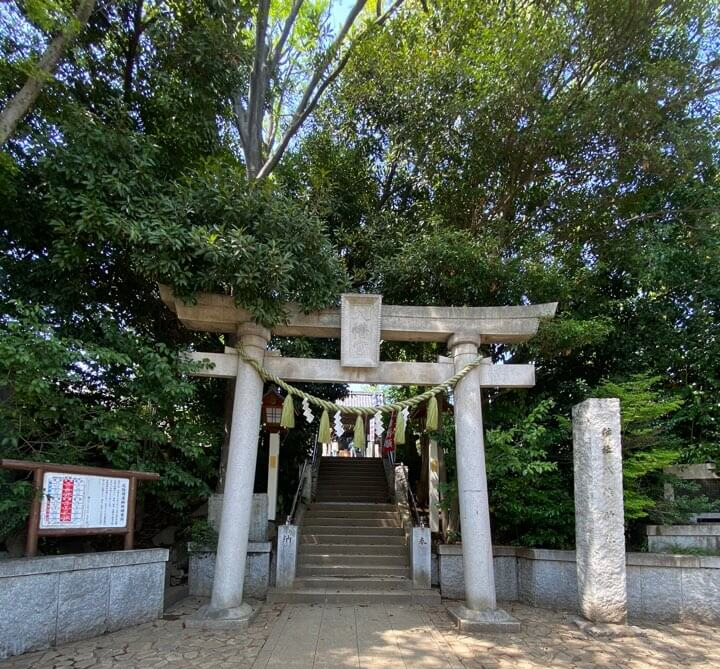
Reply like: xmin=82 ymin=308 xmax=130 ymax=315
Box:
xmin=341 ymin=294 xmax=382 ymax=368
xmin=39 ymin=473 xmax=129 ymax=529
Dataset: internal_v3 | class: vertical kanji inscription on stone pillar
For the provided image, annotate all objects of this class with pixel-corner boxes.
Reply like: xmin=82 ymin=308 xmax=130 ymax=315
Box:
xmin=340 ymin=294 xmax=382 ymax=368
xmin=573 ymin=398 xmax=627 ymax=624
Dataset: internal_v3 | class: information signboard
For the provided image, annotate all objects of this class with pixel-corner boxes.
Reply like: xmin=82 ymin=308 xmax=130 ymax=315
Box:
xmin=0 ymin=459 xmax=159 ymax=557
xmin=39 ymin=473 xmax=130 ymax=530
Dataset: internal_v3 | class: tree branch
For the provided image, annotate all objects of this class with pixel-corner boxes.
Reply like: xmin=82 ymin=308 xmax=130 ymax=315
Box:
xmin=255 ymin=0 xmax=405 ymax=181
xmin=244 ymin=0 xmax=271 ymax=179
xmin=269 ymin=0 xmax=305 ymax=72
xmin=0 ymin=0 xmax=96 ymax=146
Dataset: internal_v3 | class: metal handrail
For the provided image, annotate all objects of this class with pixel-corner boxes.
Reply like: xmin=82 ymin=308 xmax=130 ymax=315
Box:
xmin=406 ymin=479 xmax=425 ymax=528
xmin=287 ymin=432 xmax=322 ymax=525
xmin=311 ymin=433 xmax=320 ymax=469
xmin=382 ymin=452 xmax=394 ymax=494
xmin=286 ymin=459 xmax=308 ymax=525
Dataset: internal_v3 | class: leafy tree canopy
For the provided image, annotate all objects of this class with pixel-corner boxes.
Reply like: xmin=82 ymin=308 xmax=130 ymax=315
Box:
xmin=1 ymin=0 xmax=719 ymax=550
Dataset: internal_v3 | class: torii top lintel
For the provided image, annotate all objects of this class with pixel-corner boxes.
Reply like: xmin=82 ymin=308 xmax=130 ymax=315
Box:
xmin=159 ymin=285 xmax=557 ymax=346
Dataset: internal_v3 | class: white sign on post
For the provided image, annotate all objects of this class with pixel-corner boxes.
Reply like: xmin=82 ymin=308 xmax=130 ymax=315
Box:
xmin=39 ymin=473 xmax=130 ymax=529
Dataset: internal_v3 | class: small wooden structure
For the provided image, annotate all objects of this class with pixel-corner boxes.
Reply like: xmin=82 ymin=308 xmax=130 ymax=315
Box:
xmin=1 ymin=459 xmax=159 ymax=557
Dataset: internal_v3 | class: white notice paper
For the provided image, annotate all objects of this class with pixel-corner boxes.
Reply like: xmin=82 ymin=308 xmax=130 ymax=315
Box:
xmin=39 ymin=473 xmax=129 ymax=529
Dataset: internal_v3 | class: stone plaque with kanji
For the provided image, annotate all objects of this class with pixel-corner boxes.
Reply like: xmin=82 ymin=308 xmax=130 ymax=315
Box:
xmin=341 ymin=294 xmax=382 ymax=367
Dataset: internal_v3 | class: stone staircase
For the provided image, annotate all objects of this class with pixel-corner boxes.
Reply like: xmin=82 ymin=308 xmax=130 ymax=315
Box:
xmin=268 ymin=457 xmax=440 ymax=604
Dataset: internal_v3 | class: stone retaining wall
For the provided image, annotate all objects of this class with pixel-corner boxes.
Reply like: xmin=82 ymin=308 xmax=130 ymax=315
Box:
xmin=437 ymin=545 xmax=720 ymax=622
xmin=0 ymin=549 xmax=168 ymax=660
xmin=647 ymin=524 xmax=720 ymax=552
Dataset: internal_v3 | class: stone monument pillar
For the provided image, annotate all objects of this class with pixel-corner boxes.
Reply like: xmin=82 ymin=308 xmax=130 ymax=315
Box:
xmin=573 ymin=398 xmax=627 ymax=624
xmin=196 ymin=322 xmax=269 ymax=628
xmin=446 ymin=335 xmax=519 ymax=631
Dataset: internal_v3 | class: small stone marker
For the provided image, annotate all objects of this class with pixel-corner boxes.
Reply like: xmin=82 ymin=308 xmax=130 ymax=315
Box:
xmin=340 ymin=294 xmax=382 ymax=367
xmin=572 ymin=398 xmax=627 ymax=624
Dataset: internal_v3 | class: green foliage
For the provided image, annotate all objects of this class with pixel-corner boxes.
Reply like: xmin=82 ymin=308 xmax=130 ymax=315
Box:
xmin=595 ymin=374 xmax=684 ymax=522
xmin=0 ymin=303 xmax=220 ymax=539
xmin=485 ymin=399 xmax=575 ymax=548
xmin=0 ymin=476 xmax=33 ymax=543
xmin=651 ymin=479 xmax=720 ymax=527
xmin=2 ymin=0 xmax=719 ymax=551
xmin=42 ymin=120 xmax=348 ymax=327
xmin=187 ymin=519 xmax=218 ymax=550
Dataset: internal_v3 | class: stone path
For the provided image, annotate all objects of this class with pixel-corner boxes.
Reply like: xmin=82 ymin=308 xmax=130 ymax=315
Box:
xmin=3 ymin=598 xmax=720 ymax=668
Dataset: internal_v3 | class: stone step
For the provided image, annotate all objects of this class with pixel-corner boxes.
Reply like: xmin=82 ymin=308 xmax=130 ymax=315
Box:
xmin=320 ymin=468 xmax=384 ymax=472
xmin=302 ymin=525 xmax=403 ymax=536
xmin=318 ymin=476 xmax=387 ymax=482
xmin=319 ymin=457 xmax=383 ymax=464
xmin=318 ymin=482 xmax=386 ymax=487
xmin=301 ymin=516 xmax=401 ymax=528
xmin=302 ymin=533 xmax=406 ymax=546
xmin=315 ymin=489 xmax=389 ymax=497
xmin=297 ymin=564 xmax=411 ymax=578
xmin=293 ymin=576 xmax=412 ymax=590
xmin=299 ymin=543 xmax=407 ymax=556
xmin=304 ymin=509 xmax=399 ymax=519
xmin=319 ymin=467 xmax=385 ymax=473
xmin=267 ymin=588 xmax=441 ymax=606
xmin=318 ymin=479 xmax=387 ymax=486
xmin=320 ymin=463 xmax=384 ymax=469
xmin=310 ymin=502 xmax=396 ymax=512
xmin=318 ymin=495 xmax=389 ymax=504
xmin=317 ymin=481 xmax=388 ymax=491
xmin=297 ymin=553 xmax=408 ymax=567
xmin=316 ymin=489 xmax=387 ymax=496
xmin=319 ymin=474 xmax=385 ymax=478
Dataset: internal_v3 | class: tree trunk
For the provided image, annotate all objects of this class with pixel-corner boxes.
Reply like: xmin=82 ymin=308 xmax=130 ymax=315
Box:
xmin=0 ymin=0 xmax=96 ymax=146
xmin=122 ymin=0 xmax=145 ymax=105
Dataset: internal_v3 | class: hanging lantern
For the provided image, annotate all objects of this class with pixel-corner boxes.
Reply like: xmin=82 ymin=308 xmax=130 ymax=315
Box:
xmin=261 ymin=387 xmax=285 ymax=433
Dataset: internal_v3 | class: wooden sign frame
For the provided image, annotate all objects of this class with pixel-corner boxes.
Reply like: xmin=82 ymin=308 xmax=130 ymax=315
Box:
xmin=0 ymin=459 xmax=159 ymax=557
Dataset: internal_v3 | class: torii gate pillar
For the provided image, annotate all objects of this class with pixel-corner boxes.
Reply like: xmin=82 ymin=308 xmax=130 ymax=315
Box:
xmin=190 ymin=323 xmax=269 ymax=628
xmin=447 ymin=334 xmax=521 ymax=631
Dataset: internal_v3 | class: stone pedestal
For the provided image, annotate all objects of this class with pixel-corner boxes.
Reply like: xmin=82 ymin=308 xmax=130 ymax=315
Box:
xmin=573 ymin=398 xmax=627 ymax=624
xmin=447 ymin=604 xmax=521 ymax=632
xmin=208 ymin=493 xmax=268 ymax=540
xmin=201 ymin=323 xmax=269 ymax=627
xmin=411 ymin=526 xmax=432 ymax=589
xmin=184 ymin=602 xmax=258 ymax=631
xmin=188 ymin=542 xmax=272 ymax=599
xmin=276 ymin=524 xmax=299 ymax=589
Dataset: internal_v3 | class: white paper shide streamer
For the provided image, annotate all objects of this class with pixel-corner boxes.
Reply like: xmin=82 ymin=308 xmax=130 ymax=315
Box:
xmin=374 ymin=411 xmax=384 ymax=437
xmin=302 ymin=397 xmax=314 ymax=423
xmin=334 ymin=411 xmax=344 ymax=438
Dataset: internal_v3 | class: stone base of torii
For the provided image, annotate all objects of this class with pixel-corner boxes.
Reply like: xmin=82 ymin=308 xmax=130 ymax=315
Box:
xmin=161 ymin=287 xmax=558 ymax=630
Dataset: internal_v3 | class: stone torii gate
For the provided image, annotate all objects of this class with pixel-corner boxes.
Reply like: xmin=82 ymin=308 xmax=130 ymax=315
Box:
xmin=160 ymin=287 xmax=556 ymax=629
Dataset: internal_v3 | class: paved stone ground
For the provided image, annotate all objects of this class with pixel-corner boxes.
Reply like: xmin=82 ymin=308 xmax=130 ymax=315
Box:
xmin=3 ymin=598 xmax=720 ymax=668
